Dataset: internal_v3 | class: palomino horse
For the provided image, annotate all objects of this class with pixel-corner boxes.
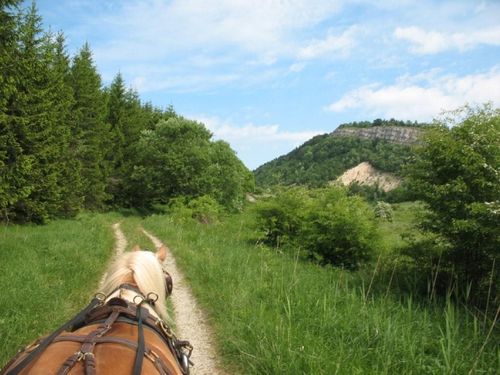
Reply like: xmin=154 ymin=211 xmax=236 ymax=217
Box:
xmin=1 ymin=246 xmax=192 ymax=375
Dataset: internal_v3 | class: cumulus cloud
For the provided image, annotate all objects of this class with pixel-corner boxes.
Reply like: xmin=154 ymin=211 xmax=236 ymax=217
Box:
xmin=91 ymin=0 xmax=343 ymax=62
xmin=394 ymin=25 xmax=500 ymax=54
xmin=190 ymin=115 xmax=323 ymax=169
xmin=195 ymin=115 xmax=321 ymax=143
xmin=297 ymin=25 xmax=359 ymax=60
xmin=326 ymin=67 xmax=500 ymax=121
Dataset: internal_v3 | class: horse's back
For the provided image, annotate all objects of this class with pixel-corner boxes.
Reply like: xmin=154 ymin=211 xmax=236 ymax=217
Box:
xmin=9 ymin=323 xmax=181 ymax=375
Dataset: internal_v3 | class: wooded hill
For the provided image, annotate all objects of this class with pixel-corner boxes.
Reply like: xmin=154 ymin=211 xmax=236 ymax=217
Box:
xmin=254 ymin=119 xmax=427 ymax=188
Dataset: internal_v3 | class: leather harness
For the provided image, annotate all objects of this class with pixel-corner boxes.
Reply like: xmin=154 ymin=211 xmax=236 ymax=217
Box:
xmin=1 ymin=285 xmax=192 ymax=375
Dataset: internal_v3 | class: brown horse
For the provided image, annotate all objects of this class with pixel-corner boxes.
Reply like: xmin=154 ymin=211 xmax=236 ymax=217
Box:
xmin=1 ymin=246 xmax=192 ymax=375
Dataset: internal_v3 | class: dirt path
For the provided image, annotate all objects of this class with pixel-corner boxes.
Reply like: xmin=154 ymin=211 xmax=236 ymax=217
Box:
xmin=110 ymin=223 xmax=225 ymax=374
xmin=111 ymin=222 xmax=127 ymax=256
xmin=141 ymin=229 xmax=226 ymax=375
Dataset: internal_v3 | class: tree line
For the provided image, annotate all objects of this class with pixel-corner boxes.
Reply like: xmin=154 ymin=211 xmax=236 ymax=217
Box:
xmin=0 ymin=1 xmax=253 ymax=223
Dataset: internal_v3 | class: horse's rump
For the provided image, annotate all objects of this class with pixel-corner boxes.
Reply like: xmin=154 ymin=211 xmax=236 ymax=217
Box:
xmin=3 ymin=302 xmax=184 ymax=375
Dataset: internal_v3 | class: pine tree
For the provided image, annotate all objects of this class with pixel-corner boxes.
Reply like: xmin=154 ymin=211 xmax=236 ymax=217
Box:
xmin=70 ymin=43 xmax=110 ymax=210
xmin=106 ymin=74 xmax=150 ymax=205
xmin=2 ymin=3 xmax=68 ymax=222
xmin=46 ymin=32 xmax=83 ymax=217
xmin=0 ymin=0 xmax=24 ymax=221
xmin=106 ymin=72 xmax=126 ymax=171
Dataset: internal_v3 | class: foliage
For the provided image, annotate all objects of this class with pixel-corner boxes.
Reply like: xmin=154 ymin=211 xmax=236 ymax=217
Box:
xmin=128 ymin=117 xmax=253 ymax=211
xmin=253 ymin=187 xmax=379 ymax=269
xmin=405 ymin=105 xmax=500 ymax=306
xmin=0 ymin=4 xmax=82 ymax=222
xmin=254 ymin=120 xmax=419 ymax=188
xmin=0 ymin=2 xmax=252 ymax=223
xmin=374 ymin=201 xmax=393 ymax=222
xmin=167 ymin=195 xmax=222 ymax=224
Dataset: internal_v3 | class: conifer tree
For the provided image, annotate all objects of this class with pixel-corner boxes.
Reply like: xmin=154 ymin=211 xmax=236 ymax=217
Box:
xmin=3 ymin=3 xmax=70 ymax=222
xmin=70 ymin=43 xmax=110 ymax=209
xmin=106 ymin=72 xmax=126 ymax=172
xmin=0 ymin=0 xmax=23 ymax=221
xmin=46 ymin=32 xmax=83 ymax=217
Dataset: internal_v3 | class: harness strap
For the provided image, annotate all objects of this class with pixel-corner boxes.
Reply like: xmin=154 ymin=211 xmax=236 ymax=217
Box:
xmin=52 ymin=335 xmax=172 ymax=375
xmin=56 ymin=352 xmax=81 ymax=375
xmin=56 ymin=310 xmax=120 ymax=375
xmin=133 ymin=298 xmax=149 ymax=375
xmin=3 ymin=296 xmax=103 ymax=375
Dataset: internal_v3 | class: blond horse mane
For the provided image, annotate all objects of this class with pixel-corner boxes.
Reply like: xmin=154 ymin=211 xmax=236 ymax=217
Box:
xmin=99 ymin=250 xmax=169 ymax=322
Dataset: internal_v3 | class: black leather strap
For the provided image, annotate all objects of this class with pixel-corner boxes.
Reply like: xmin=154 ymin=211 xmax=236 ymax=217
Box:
xmin=4 ymin=297 xmax=103 ymax=375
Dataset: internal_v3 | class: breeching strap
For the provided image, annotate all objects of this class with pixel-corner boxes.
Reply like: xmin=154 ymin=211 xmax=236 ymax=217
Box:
xmin=4 ymin=296 xmax=103 ymax=375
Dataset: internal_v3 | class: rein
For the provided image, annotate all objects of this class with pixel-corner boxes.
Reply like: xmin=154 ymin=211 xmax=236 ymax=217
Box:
xmin=2 ymin=285 xmax=192 ymax=375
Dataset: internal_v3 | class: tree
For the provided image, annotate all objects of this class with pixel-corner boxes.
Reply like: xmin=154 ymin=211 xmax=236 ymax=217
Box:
xmin=0 ymin=4 xmax=79 ymax=222
xmin=407 ymin=105 xmax=500 ymax=305
xmin=128 ymin=117 xmax=213 ymax=206
xmin=128 ymin=117 xmax=253 ymax=209
xmin=0 ymin=0 xmax=24 ymax=220
xmin=70 ymin=43 xmax=110 ymax=209
xmin=46 ymin=32 xmax=83 ymax=217
xmin=206 ymin=140 xmax=254 ymax=210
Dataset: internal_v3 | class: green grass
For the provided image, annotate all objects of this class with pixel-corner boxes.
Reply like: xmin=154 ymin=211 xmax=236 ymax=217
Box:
xmin=0 ymin=213 xmax=116 ymax=367
xmin=1 ymin=209 xmax=498 ymax=374
xmin=377 ymin=201 xmax=427 ymax=253
xmin=141 ymin=211 xmax=498 ymax=374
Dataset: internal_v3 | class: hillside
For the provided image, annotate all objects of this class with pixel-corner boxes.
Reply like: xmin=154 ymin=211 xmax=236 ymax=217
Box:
xmin=254 ymin=120 xmax=426 ymax=187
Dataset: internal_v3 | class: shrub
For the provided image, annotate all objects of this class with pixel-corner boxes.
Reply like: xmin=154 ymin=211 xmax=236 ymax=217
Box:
xmin=167 ymin=195 xmax=222 ymax=224
xmin=405 ymin=104 xmax=500 ymax=306
xmin=253 ymin=187 xmax=379 ymax=270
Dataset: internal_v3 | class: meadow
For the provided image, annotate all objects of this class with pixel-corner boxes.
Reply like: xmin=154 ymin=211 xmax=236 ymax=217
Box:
xmin=1 ymin=206 xmax=498 ymax=374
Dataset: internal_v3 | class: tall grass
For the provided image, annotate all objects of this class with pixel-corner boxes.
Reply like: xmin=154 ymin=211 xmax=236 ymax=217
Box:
xmin=1 ymin=209 xmax=497 ymax=373
xmin=142 ymin=212 xmax=499 ymax=374
xmin=0 ymin=213 xmax=116 ymax=366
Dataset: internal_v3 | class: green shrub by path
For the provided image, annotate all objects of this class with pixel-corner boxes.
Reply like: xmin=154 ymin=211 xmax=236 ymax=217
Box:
xmin=142 ymin=212 xmax=499 ymax=374
xmin=0 ymin=213 xmax=116 ymax=366
xmin=252 ymin=187 xmax=379 ymax=270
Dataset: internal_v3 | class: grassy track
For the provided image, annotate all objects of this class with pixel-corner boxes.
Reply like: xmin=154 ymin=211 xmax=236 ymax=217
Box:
xmin=0 ymin=213 xmax=117 ymax=366
xmin=142 ymin=212 xmax=499 ymax=374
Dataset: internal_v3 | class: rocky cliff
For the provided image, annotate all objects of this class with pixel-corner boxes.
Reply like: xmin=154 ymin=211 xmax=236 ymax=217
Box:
xmin=331 ymin=126 xmax=423 ymax=145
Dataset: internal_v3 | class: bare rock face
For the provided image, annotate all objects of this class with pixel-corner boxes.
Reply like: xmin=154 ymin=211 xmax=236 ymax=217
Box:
xmin=335 ymin=162 xmax=401 ymax=192
xmin=332 ymin=126 xmax=423 ymax=145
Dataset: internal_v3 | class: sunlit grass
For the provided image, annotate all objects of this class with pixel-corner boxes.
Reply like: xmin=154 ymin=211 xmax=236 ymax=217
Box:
xmin=1 ymin=209 xmax=497 ymax=374
xmin=0 ymin=213 xmax=116 ymax=366
xmin=142 ymin=211 xmax=499 ymax=374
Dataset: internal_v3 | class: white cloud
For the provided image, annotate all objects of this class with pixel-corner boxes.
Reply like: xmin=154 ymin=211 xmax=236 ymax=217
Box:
xmin=326 ymin=67 xmax=500 ymax=121
xmin=289 ymin=62 xmax=306 ymax=73
xmin=195 ymin=115 xmax=321 ymax=143
xmin=190 ymin=115 xmax=323 ymax=168
xmin=395 ymin=25 xmax=500 ymax=54
xmin=297 ymin=26 xmax=359 ymax=60
xmin=92 ymin=0 xmax=343 ymax=61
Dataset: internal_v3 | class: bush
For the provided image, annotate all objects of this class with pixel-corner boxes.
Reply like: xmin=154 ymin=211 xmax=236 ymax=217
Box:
xmin=253 ymin=187 xmax=379 ymax=270
xmin=405 ymin=104 xmax=500 ymax=306
xmin=374 ymin=201 xmax=393 ymax=222
xmin=167 ymin=195 xmax=222 ymax=224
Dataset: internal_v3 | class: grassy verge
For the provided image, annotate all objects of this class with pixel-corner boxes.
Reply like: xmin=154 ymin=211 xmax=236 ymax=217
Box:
xmin=142 ymin=211 xmax=498 ymax=374
xmin=0 ymin=213 xmax=116 ymax=366
xmin=377 ymin=201 xmax=426 ymax=253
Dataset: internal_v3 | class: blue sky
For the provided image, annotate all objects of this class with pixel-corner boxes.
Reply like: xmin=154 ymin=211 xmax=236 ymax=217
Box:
xmin=34 ymin=0 xmax=500 ymax=169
